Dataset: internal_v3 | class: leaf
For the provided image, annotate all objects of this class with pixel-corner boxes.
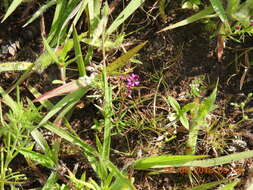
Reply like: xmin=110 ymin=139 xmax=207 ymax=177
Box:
xmin=107 ymin=41 xmax=147 ymax=73
xmin=23 ymin=0 xmax=57 ymax=27
xmin=31 ymin=129 xmax=51 ymax=154
xmin=87 ymin=0 xmax=101 ymax=33
xmin=133 ymin=155 xmax=207 ymax=169
xmin=0 ymin=61 xmax=33 ymax=72
xmin=158 ymin=6 xmax=214 ymax=32
xmin=0 ymin=87 xmax=19 ymax=113
xmin=188 ymin=180 xmax=229 ymax=190
xmin=73 ymin=26 xmax=86 ymax=77
xmin=37 ymin=88 xmax=87 ymax=127
xmin=42 ymin=172 xmax=59 ymax=190
xmin=42 ymin=37 xmax=60 ymax=65
xmin=107 ymin=160 xmax=136 ymax=190
xmin=209 ymin=0 xmax=231 ymax=32
xmin=179 ymin=113 xmax=189 ymax=130
xmin=91 ymin=2 xmax=109 ymax=44
xmin=19 ymin=149 xmax=55 ymax=168
xmin=218 ymin=179 xmax=240 ymax=190
xmin=106 ymin=0 xmax=145 ymax=35
xmin=182 ymin=150 xmax=253 ymax=167
xmin=226 ymin=0 xmax=240 ymax=19
xmin=159 ymin=0 xmax=169 ymax=22
xmin=232 ymin=1 xmax=253 ymax=27
xmin=196 ymin=85 xmax=217 ymax=122
xmin=167 ymin=96 xmax=181 ymax=114
xmin=102 ymin=71 xmax=112 ymax=161
xmin=43 ymin=123 xmax=97 ymax=157
xmin=34 ymin=80 xmax=85 ymax=102
xmin=1 ymin=0 xmax=22 ymax=22
xmin=182 ymin=102 xmax=197 ymax=113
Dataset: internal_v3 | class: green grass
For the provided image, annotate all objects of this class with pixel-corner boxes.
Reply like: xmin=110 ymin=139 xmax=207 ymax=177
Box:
xmin=1 ymin=0 xmax=253 ymax=189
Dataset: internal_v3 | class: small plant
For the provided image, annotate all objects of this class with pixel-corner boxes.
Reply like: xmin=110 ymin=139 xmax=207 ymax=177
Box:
xmin=0 ymin=87 xmax=41 ymax=189
xmin=166 ymin=96 xmax=196 ymax=130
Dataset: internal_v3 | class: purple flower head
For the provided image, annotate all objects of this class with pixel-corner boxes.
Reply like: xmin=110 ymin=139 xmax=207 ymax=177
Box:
xmin=250 ymin=20 xmax=253 ymax=26
xmin=123 ymin=73 xmax=140 ymax=98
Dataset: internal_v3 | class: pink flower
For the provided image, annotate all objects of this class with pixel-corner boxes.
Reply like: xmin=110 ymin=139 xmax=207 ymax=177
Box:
xmin=122 ymin=73 xmax=140 ymax=98
xmin=250 ymin=20 xmax=253 ymax=26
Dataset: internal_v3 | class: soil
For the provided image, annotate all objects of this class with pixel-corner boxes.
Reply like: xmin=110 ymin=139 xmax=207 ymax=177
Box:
xmin=1 ymin=1 xmax=253 ymax=189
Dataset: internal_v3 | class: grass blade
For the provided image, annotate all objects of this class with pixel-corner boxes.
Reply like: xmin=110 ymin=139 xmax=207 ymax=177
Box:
xmin=19 ymin=149 xmax=55 ymax=168
xmin=106 ymin=0 xmax=145 ymax=35
xmin=106 ymin=160 xmax=136 ymax=190
xmin=218 ymin=179 xmax=239 ymax=190
xmin=65 ymin=0 xmax=88 ymax=39
xmin=0 ymin=61 xmax=33 ymax=72
xmin=73 ymin=26 xmax=86 ymax=77
xmin=43 ymin=123 xmax=97 ymax=157
xmin=107 ymin=41 xmax=147 ymax=73
xmin=28 ymin=86 xmax=54 ymax=109
xmin=188 ymin=180 xmax=229 ymax=190
xmin=158 ymin=6 xmax=214 ymax=32
xmin=101 ymin=71 xmax=112 ymax=161
xmin=31 ymin=129 xmax=51 ymax=154
xmin=1 ymin=0 xmax=22 ymax=22
xmin=133 ymin=155 xmax=207 ymax=169
xmin=42 ymin=37 xmax=60 ymax=65
xmin=23 ymin=0 xmax=57 ymax=27
xmin=47 ymin=0 xmax=80 ymax=45
xmin=209 ymin=0 xmax=231 ymax=32
xmin=182 ymin=150 xmax=253 ymax=167
xmin=38 ymin=88 xmax=87 ymax=127
xmin=0 ymin=87 xmax=19 ymax=112
xmin=42 ymin=172 xmax=58 ymax=190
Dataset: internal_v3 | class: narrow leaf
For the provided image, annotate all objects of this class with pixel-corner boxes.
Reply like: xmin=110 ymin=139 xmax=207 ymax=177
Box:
xmin=106 ymin=0 xmax=145 ymax=35
xmin=133 ymin=155 xmax=207 ymax=169
xmin=182 ymin=150 xmax=253 ymax=167
xmin=218 ymin=179 xmax=240 ymax=190
xmin=43 ymin=123 xmax=97 ymax=157
xmin=23 ymin=0 xmax=57 ymax=27
xmin=31 ymin=129 xmax=51 ymax=154
xmin=0 ymin=61 xmax=33 ymax=72
xmin=19 ymin=149 xmax=55 ymax=168
xmin=42 ymin=172 xmax=58 ymax=190
xmin=38 ymin=88 xmax=87 ymax=127
xmin=158 ymin=6 xmax=214 ymax=32
xmin=1 ymin=0 xmax=22 ymax=22
xmin=188 ymin=180 xmax=229 ymax=190
xmin=209 ymin=0 xmax=231 ymax=32
xmin=107 ymin=41 xmax=147 ymax=73
xmin=73 ymin=26 xmax=86 ymax=77
xmin=167 ymin=96 xmax=181 ymax=114
xmin=42 ymin=37 xmax=60 ymax=64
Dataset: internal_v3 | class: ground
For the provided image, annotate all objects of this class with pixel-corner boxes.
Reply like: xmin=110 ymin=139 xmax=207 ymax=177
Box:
xmin=1 ymin=1 xmax=253 ymax=189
